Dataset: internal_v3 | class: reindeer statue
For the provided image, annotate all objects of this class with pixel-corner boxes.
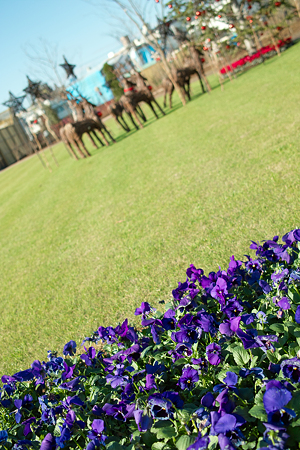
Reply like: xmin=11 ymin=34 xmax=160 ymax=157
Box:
xmin=127 ymin=63 xmax=166 ymax=120
xmin=81 ymin=98 xmax=115 ymax=144
xmin=109 ymin=101 xmax=130 ymax=132
xmin=60 ymin=119 xmax=108 ymax=159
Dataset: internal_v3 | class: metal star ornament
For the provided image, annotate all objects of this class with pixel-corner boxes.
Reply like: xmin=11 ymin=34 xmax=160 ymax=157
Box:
xmin=2 ymin=91 xmax=26 ymax=113
xmin=60 ymin=55 xmax=77 ymax=79
xmin=23 ymin=76 xmax=48 ymax=101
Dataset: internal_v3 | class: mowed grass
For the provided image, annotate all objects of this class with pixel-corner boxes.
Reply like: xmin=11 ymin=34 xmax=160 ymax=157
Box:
xmin=1 ymin=44 xmax=300 ymax=375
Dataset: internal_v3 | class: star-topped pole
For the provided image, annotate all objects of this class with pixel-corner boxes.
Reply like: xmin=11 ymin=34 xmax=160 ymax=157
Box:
xmin=23 ymin=76 xmax=49 ymax=102
xmin=2 ymin=91 xmax=27 ymax=114
xmin=60 ymin=55 xmax=77 ymax=79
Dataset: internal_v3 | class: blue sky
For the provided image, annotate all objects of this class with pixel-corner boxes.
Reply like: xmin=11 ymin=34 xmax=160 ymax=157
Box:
xmin=0 ymin=0 xmax=153 ymax=112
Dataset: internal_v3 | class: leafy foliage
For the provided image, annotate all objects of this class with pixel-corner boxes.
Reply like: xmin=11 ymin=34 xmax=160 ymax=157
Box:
xmin=101 ymin=64 xmax=123 ymax=101
xmin=1 ymin=229 xmax=300 ymax=449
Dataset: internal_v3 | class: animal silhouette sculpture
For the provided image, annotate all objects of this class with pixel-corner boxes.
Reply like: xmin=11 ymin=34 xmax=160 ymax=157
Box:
xmin=109 ymin=100 xmax=130 ymax=132
xmin=162 ymin=48 xmax=211 ymax=109
xmin=128 ymin=68 xmax=166 ymax=120
xmin=61 ymin=119 xmax=108 ymax=159
xmin=81 ymin=98 xmax=116 ymax=144
xmin=162 ymin=67 xmax=191 ymax=109
xmin=118 ymin=77 xmax=145 ymax=130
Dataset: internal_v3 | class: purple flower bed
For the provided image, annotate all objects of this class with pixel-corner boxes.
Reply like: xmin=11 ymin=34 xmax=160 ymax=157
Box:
xmin=1 ymin=230 xmax=300 ymax=450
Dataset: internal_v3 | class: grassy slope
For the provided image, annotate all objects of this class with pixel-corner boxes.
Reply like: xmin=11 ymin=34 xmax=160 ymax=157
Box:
xmin=1 ymin=45 xmax=300 ymax=375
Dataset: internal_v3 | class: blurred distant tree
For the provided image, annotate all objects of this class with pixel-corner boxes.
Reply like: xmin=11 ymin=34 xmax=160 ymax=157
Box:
xmin=43 ymin=104 xmax=60 ymax=125
xmin=102 ymin=63 xmax=124 ymax=100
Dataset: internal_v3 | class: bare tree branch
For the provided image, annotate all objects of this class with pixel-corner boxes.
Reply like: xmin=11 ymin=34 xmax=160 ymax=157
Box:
xmin=23 ymin=38 xmax=65 ymax=87
xmin=82 ymin=0 xmax=186 ymax=105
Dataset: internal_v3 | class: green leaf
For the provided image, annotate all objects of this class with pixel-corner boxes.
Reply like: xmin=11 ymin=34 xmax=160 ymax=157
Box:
xmin=152 ymin=443 xmax=165 ymax=450
xmin=176 ymin=409 xmax=192 ymax=422
xmin=291 ymin=417 xmax=300 ymax=427
xmin=269 ymin=323 xmax=285 ymax=333
xmin=248 ymin=404 xmax=267 ymax=421
xmin=156 ymin=427 xmax=176 ymax=440
xmin=208 ymin=435 xmax=218 ymax=449
xmin=266 ymin=350 xmax=278 ymax=363
xmin=142 ymin=431 xmax=157 ymax=447
xmin=106 ymin=442 xmax=126 ymax=450
xmin=288 ymin=289 xmax=300 ymax=303
xmin=53 ymin=424 xmax=61 ymax=437
xmin=232 ymin=346 xmax=250 ymax=366
xmin=287 ymin=391 xmax=300 ymax=413
xmin=234 ymin=406 xmax=256 ymax=423
xmin=249 ymin=355 xmax=258 ymax=369
xmin=140 ymin=346 xmax=153 ymax=359
xmin=176 ymin=436 xmax=196 ymax=450
xmin=238 ymin=387 xmax=254 ymax=402
xmin=152 ymin=420 xmax=173 ymax=430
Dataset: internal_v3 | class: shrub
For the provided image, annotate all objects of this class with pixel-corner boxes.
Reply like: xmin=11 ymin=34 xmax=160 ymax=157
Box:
xmin=1 ymin=230 xmax=300 ymax=450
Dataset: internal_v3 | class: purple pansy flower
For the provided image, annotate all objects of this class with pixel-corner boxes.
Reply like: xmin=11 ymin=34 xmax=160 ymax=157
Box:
xmin=263 ymin=381 xmax=292 ymax=414
xmin=206 ymin=343 xmax=222 ymax=365
xmin=148 ymin=396 xmax=173 ymax=420
xmin=40 ymin=433 xmax=56 ymax=450
xmin=213 ymin=372 xmax=238 ymax=393
xmin=61 ymin=362 xmax=76 ymax=381
xmin=236 ymin=328 xmax=278 ymax=352
xmin=259 ymin=280 xmax=272 ymax=294
xmin=201 ymin=392 xmax=215 ymax=408
xmin=222 ymin=298 xmax=243 ymax=318
xmin=187 ymin=434 xmax=210 ymax=450
xmin=80 ymin=347 xmax=96 ymax=366
xmin=277 ymin=296 xmax=291 ymax=310
xmin=87 ymin=419 xmax=107 ymax=446
xmin=145 ymin=374 xmax=157 ymax=390
xmin=21 ymin=417 xmax=36 ymax=436
xmin=186 ymin=264 xmax=204 ymax=283
xmin=219 ymin=316 xmax=241 ymax=337
xmin=60 ymin=377 xmax=82 ymax=391
xmin=63 ymin=340 xmax=77 ymax=357
xmin=281 ymin=358 xmax=300 ymax=383
xmin=192 ymin=357 xmax=208 ymax=372
xmin=239 ymin=367 xmax=264 ymax=379
xmin=133 ymin=410 xmax=153 ymax=432
xmin=179 ymin=367 xmax=199 ymax=390
xmin=134 ymin=302 xmax=152 ymax=316
xmin=211 ymin=278 xmax=228 ymax=306
xmin=295 ymin=305 xmax=300 ymax=324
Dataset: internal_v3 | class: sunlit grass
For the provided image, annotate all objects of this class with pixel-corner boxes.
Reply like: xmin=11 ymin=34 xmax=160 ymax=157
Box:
xmin=0 ymin=44 xmax=300 ymax=375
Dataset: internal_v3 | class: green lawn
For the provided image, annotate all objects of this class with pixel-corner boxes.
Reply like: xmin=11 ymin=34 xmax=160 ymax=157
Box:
xmin=1 ymin=44 xmax=300 ymax=375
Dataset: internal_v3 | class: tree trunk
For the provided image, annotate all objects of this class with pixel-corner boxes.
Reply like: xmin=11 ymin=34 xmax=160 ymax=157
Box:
xmin=211 ymin=51 xmax=224 ymax=91
xmin=158 ymin=49 xmax=186 ymax=106
xmin=189 ymin=44 xmax=212 ymax=93
xmin=294 ymin=0 xmax=300 ymax=18
xmin=250 ymin=22 xmax=261 ymax=51
xmin=269 ymin=30 xmax=281 ymax=56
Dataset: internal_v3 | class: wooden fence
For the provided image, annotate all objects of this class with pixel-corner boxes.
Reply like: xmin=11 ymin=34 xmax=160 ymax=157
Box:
xmin=0 ymin=110 xmax=33 ymax=171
